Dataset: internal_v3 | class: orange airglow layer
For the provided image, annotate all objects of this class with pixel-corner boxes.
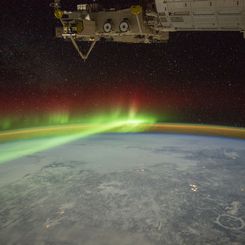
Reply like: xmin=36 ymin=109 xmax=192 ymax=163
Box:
xmin=0 ymin=123 xmax=244 ymax=143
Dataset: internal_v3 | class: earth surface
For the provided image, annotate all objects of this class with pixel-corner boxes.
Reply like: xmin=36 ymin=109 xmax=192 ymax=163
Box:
xmin=0 ymin=133 xmax=245 ymax=245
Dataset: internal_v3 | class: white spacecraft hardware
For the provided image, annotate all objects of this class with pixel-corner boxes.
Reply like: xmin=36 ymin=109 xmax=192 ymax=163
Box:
xmin=51 ymin=0 xmax=245 ymax=60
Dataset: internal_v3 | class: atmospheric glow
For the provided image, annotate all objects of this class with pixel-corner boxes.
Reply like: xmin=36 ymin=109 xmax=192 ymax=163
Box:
xmin=0 ymin=108 xmax=156 ymax=131
xmin=1 ymin=109 xmax=245 ymax=165
xmin=0 ymin=113 xmax=156 ymax=164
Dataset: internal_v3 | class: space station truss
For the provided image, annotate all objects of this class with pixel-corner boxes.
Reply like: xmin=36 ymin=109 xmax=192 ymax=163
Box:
xmin=52 ymin=0 xmax=245 ymax=60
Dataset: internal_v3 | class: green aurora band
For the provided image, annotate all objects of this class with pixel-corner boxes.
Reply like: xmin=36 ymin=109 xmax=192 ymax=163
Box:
xmin=0 ymin=114 xmax=156 ymax=164
xmin=1 ymin=112 xmax=245 ymax=165
xmin=0 ymin=110 xmax=159 ymax=131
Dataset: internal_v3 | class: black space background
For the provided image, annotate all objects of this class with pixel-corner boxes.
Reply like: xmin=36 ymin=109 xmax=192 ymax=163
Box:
xmin=0 ymin=0 xmax=245 ymax=127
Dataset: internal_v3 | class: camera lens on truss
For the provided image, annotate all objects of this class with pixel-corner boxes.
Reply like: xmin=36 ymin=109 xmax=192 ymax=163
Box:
xmin=103 ymin=20 xmax=112 ymax=33
xmin=119 ymin=20 xmax=129 ymax=32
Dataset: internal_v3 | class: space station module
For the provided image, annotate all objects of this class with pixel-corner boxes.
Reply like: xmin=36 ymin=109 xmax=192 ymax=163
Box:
xmin=51 ymin=0 xmax=245 ymax=60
